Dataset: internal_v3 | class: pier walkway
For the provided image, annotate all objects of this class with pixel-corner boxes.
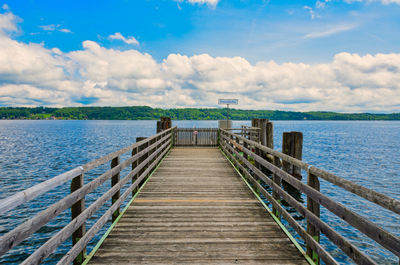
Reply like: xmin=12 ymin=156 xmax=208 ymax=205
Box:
xmin=89 ymin=147 xmax=307 ymax=264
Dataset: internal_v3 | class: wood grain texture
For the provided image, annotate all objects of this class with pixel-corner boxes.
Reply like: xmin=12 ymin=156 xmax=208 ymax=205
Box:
xmin=88 ymin=147 xmax=308 ymax=265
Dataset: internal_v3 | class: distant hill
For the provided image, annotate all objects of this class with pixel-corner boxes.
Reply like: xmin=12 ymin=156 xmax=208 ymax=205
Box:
xmin=1 ymin=106 xmax=399 ymax=120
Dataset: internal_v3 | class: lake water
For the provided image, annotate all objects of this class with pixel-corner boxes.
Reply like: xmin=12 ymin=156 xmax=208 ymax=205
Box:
xmin=0 ymin=120 xmax=399 ymax=264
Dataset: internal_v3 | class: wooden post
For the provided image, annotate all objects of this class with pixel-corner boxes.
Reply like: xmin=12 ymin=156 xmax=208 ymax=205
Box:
xmin=307 ymin=171 xmax=320 ymax=265
xmin=157 ymin=121 xmax=162 ymax=133
xmin=272 ymin=156 xmax=282 ymax=219
xmin=243 ymin=141 xmax=248 ymax=160
xmin=266 ymin=121 xmax=274 ymax=149
xmin=260 ymin=119 xmax=266 ymax=146
xmin=282 ymin=131 xmax=303 ymax=202
xmin=71 ymin=174 xmax=86 ymax=265
xmin=251 ymin=118 xmax=259 ymax=128
xmin=254 ymin=146 xmax=262 ymax=196
xmin=111 ymin=156 xmax=120 ymax=222
xmin=282 ymin=132 xmax=291 ymax=174
xmin=292 ymin=132 xmax=303 ymax=180
xmin=157 ymin=117 xmax=171 ymax=133
xmin=135 ymin=137 xmax=147 ymax=190
xmin=131 ymin=145 xmax=139 ymax=197
xmin=161 ymin=117 xmax=171 ymax=129
xmin=172 ymin=128 xmax=176 ymax=147
xmin=251 ymin=118 xmax=261 ymax=143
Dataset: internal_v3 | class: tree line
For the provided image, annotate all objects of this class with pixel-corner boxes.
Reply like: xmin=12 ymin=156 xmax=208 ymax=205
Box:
xmin=0 ymin=106 xmax=399 ymax=120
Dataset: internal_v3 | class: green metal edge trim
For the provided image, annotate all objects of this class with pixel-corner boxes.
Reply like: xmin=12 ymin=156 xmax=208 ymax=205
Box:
xmin=82 ymin=147 xmax=172 ymax=265
xmin=219 ymin=147 xmax=316 ymax=265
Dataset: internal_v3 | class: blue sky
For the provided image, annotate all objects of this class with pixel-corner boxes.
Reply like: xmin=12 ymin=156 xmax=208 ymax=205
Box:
xmin=11 ymin=0 xmax=400 ymax=63
xmin=1 ymin=0 xmax=400 ymax=112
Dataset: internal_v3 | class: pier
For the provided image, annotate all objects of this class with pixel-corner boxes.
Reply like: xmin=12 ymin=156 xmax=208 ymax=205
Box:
xmin=0 ymin=118 xmax=399 ymax=265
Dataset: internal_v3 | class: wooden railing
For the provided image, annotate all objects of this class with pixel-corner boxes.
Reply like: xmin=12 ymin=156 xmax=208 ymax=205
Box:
xmin=219 ymin=128 xmax=400 ymax=265
xmin=0 ymin=127 xmax=176 ymax=265
xmin=175 ymin=128 xmax=218 ymax=146
xmin=225 ymin=126 xmax=260 ymax=142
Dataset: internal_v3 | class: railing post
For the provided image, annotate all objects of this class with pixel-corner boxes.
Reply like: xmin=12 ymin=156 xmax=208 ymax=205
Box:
xmin=134 ymin=137 xmax=147 ymax=191
xmin=243 ymin=140 xmax=248 ymax=160
xmin=266 ymin=121 xmax=274 ymax=149
xmin=260 ymin=119 xmax=268 ymax=146
xmin=131 ymin=144 xmax=138 ymax=197
xmin=307 ymin=171 xmax=320 ymax=265
xmin=272 ymin=156 xmax=282 ymax=219
xmin=217 ymin=129 xmax=220 ymax=147
xmin=111 ymin=156 xmax=120 ymax=222
xmin=172 ymin=128 xmax=176 ymax=147
xmin=71 ymin=174 xmax=86 ymax=265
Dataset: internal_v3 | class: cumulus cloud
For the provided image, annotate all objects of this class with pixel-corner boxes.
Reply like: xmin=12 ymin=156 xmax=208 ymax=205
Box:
xmin=108 ymin=32 xmax=139 ymax=45
xmin=0 ymin=10 xmax=19 ymax=33
xmin=0 ymin=10 xmax=399 ymax=112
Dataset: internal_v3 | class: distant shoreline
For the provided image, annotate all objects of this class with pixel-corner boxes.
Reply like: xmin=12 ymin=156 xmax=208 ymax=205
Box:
xmin=1 ymin=106 xmax=399 ymax=121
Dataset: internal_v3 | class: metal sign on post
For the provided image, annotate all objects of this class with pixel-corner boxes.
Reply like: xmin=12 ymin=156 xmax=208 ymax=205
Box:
xmin=218 ymin=99 xmax=238 ymax=121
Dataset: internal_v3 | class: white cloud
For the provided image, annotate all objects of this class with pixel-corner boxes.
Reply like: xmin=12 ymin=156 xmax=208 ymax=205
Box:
xmin=304 ymin=24 xmax=356 ymax=38
xmin=39 ymin=24 xmax=57 ymax=31
xmin=0 ymin=10 xmax=18 ymax=33
xmin=175 ymin=0 xmax=219 ymax=8
xmin=0 ymin=10 xmax=400 ymax=112
xmin=304 ymin=6 xmax=316 ymax=19
xmin=381 ymin=0 xmax=400 ymax=3
xmin=344 ymin=0 xmax=400 ymax=4
xmin=59 ymin=28 xmax=72 ymax=33
xmin=316 ymin=0 xmax=331 ymax=8
xmin=108 ymin=32 xmax=139 ymax=45
xmin=2 ymin=4 xmax=9 ymax=10
xmin=188 ymin=0 xmax=219 ymax=5
xmin=39 ymin=24 xmax=72 ymax=33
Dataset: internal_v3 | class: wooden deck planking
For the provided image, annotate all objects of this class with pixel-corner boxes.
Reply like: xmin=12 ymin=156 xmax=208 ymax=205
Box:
xmin=89 ymin=147 xmax=308 ymax=265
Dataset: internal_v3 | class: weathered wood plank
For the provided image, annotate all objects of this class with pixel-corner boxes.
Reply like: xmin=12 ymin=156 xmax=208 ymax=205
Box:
xmin=87 ymin=147 xmax=307 ymax=265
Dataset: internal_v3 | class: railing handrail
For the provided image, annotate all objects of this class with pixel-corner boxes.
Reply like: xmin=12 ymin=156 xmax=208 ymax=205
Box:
xmin=220 ymin=128 xmax=400 ymax=215
xmin=0 ymin=127 xmax=176 ymax=264
xmin=0 ymin=127 xmax=176 ymax=215
xmin=219 ymin=128 xmax=400 ymax=264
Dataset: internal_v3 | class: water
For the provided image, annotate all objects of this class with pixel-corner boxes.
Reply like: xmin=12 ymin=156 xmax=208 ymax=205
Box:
xmin=0 ymin=120 xmax=399 ymax=264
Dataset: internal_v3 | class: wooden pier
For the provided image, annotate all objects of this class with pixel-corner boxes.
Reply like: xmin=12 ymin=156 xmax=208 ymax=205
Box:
xmin=0 ymin=118 xmax=399 ymax=265
xmin=89 ymin=147 xmax=307 ymax=264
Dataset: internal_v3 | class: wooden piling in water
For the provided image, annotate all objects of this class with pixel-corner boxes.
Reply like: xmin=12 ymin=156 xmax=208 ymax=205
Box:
xmin=282 ymin=131 xmax=303 ymax=201
xmin=157 ymin=117 xmax=172 ymax=133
